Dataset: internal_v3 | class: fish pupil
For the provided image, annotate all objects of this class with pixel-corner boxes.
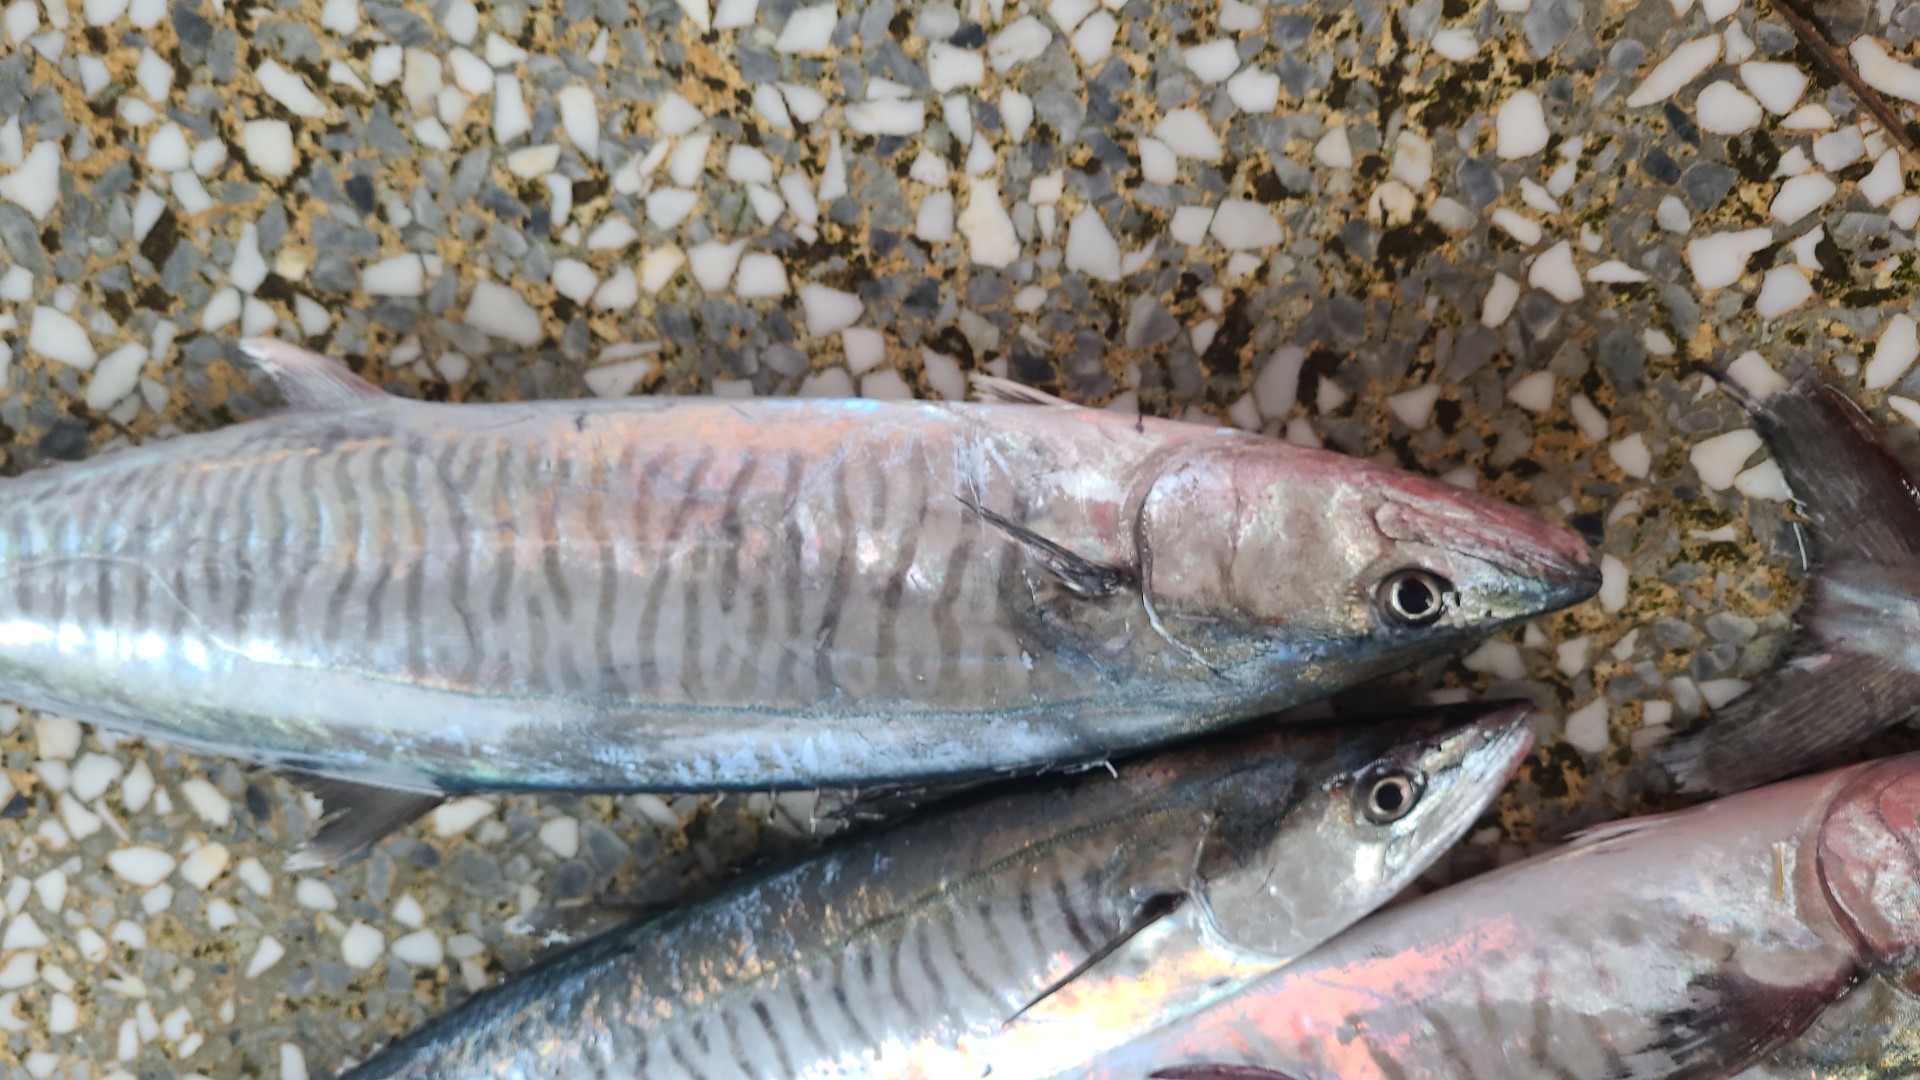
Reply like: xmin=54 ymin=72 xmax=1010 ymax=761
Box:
xmin=1380 ymin=569 xmax=1449 ymax=626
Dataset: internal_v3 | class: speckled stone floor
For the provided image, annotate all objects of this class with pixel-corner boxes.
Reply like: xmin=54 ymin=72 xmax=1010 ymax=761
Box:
xmin=1 ymin=0 xmax=1918 ymax=1074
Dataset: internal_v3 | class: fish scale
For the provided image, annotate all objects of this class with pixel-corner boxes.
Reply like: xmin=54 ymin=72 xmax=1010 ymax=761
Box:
xmin=343 ymin=705 xmax=1534 ymax=1080
xmin=0 ymin=341 xmax=1595 ymax=860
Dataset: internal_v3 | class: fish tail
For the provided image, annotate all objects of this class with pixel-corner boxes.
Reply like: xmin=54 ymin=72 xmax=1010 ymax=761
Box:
xmin=1657 ymin=373 xmax=1920 ymax=794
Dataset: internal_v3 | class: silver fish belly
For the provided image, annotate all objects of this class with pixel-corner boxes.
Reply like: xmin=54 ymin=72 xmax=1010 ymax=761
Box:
xmin=0 ymin=342 xmax=1593 ymax=818
xmin=336 ymin=703 xmax=1532 ymax=1080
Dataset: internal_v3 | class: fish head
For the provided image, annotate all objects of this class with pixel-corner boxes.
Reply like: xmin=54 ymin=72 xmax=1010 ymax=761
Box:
xmin=1136 ymin=441 xmax=1599 ymax=692
xmin=1193 ymin=700 xmax=1535 ymax=960
xmin=1819 ymin=755 xmax=1920 ymax=990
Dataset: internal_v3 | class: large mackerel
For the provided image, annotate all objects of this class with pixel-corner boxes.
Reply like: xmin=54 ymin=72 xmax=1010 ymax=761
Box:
xmin=0 ymin=339 xmax=1594 ymax=858
xmin=1074 ymin=755 xmax=1920 ymax=1080
xmin=341 ymin=702 xmax=1534 ymax=1080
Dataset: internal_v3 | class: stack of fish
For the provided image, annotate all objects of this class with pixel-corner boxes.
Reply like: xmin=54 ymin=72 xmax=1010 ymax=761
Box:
xmin=6 ymin=336 xmax=1920 ymax=1078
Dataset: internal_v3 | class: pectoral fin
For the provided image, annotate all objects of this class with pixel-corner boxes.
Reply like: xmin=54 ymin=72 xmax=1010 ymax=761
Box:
xmin=240 ymin=338 xmax=390 ymax=411
xmin=281 ymin=771 xmax=444 ymax=869
xmin=959 ymin=496 xmax=1136 ymax=599
xmin=1004 ymin=892 xmax=1185 ymax=1026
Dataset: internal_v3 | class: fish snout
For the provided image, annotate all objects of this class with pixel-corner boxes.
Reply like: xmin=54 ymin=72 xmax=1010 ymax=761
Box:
xmin=1375 ymin=485 xmax=1601 ymax=618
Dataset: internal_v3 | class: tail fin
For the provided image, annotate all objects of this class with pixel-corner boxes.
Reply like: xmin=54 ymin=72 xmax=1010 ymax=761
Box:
xmin=1657 ymin=373 xmax=1920 ymax=794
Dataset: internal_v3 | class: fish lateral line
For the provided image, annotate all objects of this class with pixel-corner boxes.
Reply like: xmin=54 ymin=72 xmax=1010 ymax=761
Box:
xmin=1002 ymin=890 xmax=1185 ymax=1027
xmin=957 ymin=495 xmax=1138 ymax=600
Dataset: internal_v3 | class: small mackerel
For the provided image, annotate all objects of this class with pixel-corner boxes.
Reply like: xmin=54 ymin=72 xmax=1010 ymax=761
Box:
xmin=1076 ymin=754 xmax=1920 ymax=1080
xmin=0 ymin=339 xmax=1593 ymax=859
xmin=341 ymin=701 xmax=1534 ymax=1080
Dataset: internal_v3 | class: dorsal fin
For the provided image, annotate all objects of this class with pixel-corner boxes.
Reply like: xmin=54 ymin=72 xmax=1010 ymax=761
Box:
xmin=968 ymin=373 xmax=1078 ymax=407
xmin=239 ymin=338 xmax=390 ymax=411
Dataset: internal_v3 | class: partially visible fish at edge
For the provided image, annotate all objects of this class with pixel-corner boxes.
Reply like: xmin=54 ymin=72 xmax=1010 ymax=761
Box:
xmin=336 ymin=701 xmax=1535 ymax=1080
xmin=1658 ymin=368 xmax=1920 ymax=794
xmin=1071 ymin=754 xmax=1920 ymax=1080
xmin=0 ymin=339 xmax=1596 ymax=862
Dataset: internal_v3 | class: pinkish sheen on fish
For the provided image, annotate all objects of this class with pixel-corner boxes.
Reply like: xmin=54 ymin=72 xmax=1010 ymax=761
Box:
xmin=0 ymin=339 xmax=1595 ymax=861
xmin=339 ymin=703 xmax=1534 ymax=1080
xmin=1071 ymin=754 xmax=1920 ymax=1080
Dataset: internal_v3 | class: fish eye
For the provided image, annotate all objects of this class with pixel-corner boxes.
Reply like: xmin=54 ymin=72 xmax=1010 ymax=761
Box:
xmin=1361 ymin=771 xmax=1422 ymax=824
xmin=1378 ymin=569 xmax=1451 ymax=627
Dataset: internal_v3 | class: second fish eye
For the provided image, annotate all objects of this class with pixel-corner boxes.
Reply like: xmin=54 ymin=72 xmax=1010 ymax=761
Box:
xmin=1362 ymin=772 xmax=1420 ymax=824
xmin=1378 ymin=569 xmax=1451 ymax=627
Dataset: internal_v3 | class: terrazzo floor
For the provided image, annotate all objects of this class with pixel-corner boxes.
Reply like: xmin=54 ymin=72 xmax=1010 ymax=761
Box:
xmin=0 ymin=0 xmax=1918 ymax=1073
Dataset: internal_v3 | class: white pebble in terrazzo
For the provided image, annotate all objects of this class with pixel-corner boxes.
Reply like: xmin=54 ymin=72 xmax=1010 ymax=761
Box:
xmin=1626 ymin=35 xmax=1720 ymax=108
xmin=1430 ymin=27 xmax=1477 ymax=61
xmin=179 ymin=778 xmax=231 ymax=826
xmin=0 ymin=140 xmax=58 ymax=220
xmin=464 ymin=281 xmax=542 ymax=346
xmin=1462 ymin=639 xmax=1526 ymax=681
xmin=800 ymin=284 xmax=864 ymax=336
xmin=1610 ymin=433 xmax=1652 ymax=479
xmin=146 ymin=123 xmax=190 ymax=172
xmin=1735 ymin=460 xmax=1791 ymax=500
xmin=1813 ymin=127 xmax=1865 ymax=171
xmin=1252 ymin=346 xmax=1305 ymax=417
xmin=1527 ymin=241 xmax=1583 ymax=303
xmin=1861 ymin=150 xmax=1905 ymax=206
xmin=1726 ymin=350 xmax=1789 ymax=398
xmin=1852 ymin=38 xmax=1920 ymax=105
xmin=1738 ymin=61 xmax=1808 ymax=114
xmin=1495 ymin=90 xmax=1549 ymax=159
xmin=1168 ymin=205 xmax=1213 ymax=246
xmin=241 ymin=120 xmax=295 ymax=178
xmin=1506 ymin=371 xmax=1556 ymax=414
xmin=584 ymin=358 xmax=656 ymax=399
xmin=550 ymin=259 xmax=597 ymax=303
xmin=1690 ymin=428 xmax=1763 ymax=490
xmin=1387 ymin=384 xmax=1442 ymax=430
xmin=845 ymin=99 xmax=924 ymax=135
xmin=1769 ymin=171 xmax=1836 ymax=225
xmin=1754 ymin=266 xmax=1812 ymax=319
xmin=1866 ymin=314 xmax=1920 ymax=389
xmin=775 ymin=3 xmax=837 ymax=52
xmin=257 ymin=61 xmax=327 ymax=118
xmin=687 ymin=239 xmax=746 ymax=293
xmin=392 ymin=930 xmax=444 ymax=967
xmin=1563 ymin=700 xmax=1610 ymax=754
xmin=654 ymin=93 xmax=704 ymax=136
xmin=340 ymin=923 xmax=385 ymax=970
xmin=639 ymin=247 xmax=684 ymax=294
xmin=734 ymin=253 xmax=790 ymax=298
xmin=1694 ymin=81 xmax=1760 ymax=135
xmin=1490 ymin=209 xmax=1542 ymax=245
xmin=988 ymin=16 xmax=1050 ymax=72
xmin=361 ymin=253 xmax=426 ymax=297
xmin=957 ymin=179 xmax=1020 ymax=268
xmin=1685 ymin=228 xmax=1771 ymax=289
xmin=1154 ymin=108 xmax=1222 ymax=161
xmin=1314 ymin=125 xmax=1354 ymax=168
xmin=539 ymin=816 xmax=581 ymax=858
xmin=1183 ymin=39 xmax=1239 ymax=84
xmin=1209 ymin=199 xmax=1283 ymax=250
xmin=713 ymin=0 xmax=756 ymax=29
xmin=28 ymin=307 xmax=95 ymax=369
xmin=1481 ymin=273 xmax=1521 ymax=327
xmin=106 ymin=847 xmax=175 ymax=888
xmin=431 ymin=797 xmax=495 ymax=838
xmin=1586 ymin=260 xmax=1649 ymax=284
xmin=1069 ymin=13 xmax=1117 ymax=65
xmin=1065 ymin=207 xmax=1123 ymax=282
xmin=179 ymin=843 xmax=229 ymax=889
xmin=1598 ymin=555 xmax=1629 ymax=613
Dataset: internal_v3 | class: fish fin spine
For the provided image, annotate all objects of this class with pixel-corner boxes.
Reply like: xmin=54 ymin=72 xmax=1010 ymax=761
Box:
xmin=240 ymin=338 xmax=391 ymax=412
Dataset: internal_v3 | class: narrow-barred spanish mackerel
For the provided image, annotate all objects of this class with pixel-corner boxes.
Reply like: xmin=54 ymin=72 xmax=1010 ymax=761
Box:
xmin=0 ymin=338 xmax=1593 ymax=860
xmin=1074 ymin=754 xmax=1920 ymax=1080
xmin=341 ymin=701 xmax=1534 ymax=1080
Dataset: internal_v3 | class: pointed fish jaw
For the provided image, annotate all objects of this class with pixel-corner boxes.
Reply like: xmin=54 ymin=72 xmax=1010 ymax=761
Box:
xmin=1819 ymin=756 xmax=1920 ymax=990
xmin=1373 ymin=473 xmax=1601 ymax=622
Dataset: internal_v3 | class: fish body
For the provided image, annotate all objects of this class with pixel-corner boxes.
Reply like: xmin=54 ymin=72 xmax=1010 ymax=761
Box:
xmin=0 ymin=341 xmax=1593 ymax=857
xmin=1076 ymin=755 xmax=1920 ymax=1080
xmin=339 ymin=703 xmax=1534 ymax=1080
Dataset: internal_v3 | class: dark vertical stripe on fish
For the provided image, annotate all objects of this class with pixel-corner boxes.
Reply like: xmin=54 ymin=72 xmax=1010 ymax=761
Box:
xmin=588 ymin=448 xmax=618 ymax=697
xmin=643 ymin=450 xmax=713 ymax=701
xmin=324 ymin=446 xmax=364 ymax=645
xmin=812 ymin=448 xmax=856 ymax=696
xmin=748 ymin=999 xmax=796 ymax=1079
xmin=402 ymin=439 xmax=429 ymax=679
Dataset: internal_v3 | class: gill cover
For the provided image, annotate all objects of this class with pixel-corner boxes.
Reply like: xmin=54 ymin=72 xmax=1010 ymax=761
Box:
xmin=1818 ymin=758 xmax=1920 ymax=992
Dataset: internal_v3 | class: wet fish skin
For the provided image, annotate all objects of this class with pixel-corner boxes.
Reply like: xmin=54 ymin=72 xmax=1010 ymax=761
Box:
xmin=1659 ymin=369 xmax=1920 ymax=795
xmin=1076 ymin=755 xmax=1920 ymax=1080
xmin=338 ymin=702 xmax=1534 ymax=1080
xmin=0 ymin=341 xmax=1593 ymax=858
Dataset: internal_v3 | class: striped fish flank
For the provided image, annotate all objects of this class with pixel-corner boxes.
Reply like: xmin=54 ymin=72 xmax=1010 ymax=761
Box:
xmin=338 ymin=703 xmax=1534 ymax=1080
